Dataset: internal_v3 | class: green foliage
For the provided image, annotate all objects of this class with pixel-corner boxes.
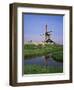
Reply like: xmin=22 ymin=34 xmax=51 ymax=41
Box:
xmin=24 ymin=44 xmax=37 ymax=49
xmin=52 ymin=51 xmax=63 ymax=62
xmin=24 ymin=64 xmax=63 ymax=74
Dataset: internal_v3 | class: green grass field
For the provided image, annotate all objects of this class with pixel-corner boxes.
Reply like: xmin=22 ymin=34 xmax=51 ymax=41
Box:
xmin=24 ymin=64 xmax=63 ymax=74
xmin=24 ymin=44 xmax=63 ymax=62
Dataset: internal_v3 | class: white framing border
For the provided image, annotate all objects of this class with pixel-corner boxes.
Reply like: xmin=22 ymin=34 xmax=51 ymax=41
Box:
xmin=17 ymin=7 xmax=70 ymax=83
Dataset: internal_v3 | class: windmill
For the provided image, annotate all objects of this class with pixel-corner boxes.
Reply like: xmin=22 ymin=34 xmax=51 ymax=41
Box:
xmin=40 ymin=24 xmax=55 ymax=44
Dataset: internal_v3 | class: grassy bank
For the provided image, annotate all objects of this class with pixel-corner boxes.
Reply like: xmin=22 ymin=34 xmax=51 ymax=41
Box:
xmin=24 ymin=64 xmax=63 ymax=74
xmin=24 ymin=44 xmax=63 ymax=62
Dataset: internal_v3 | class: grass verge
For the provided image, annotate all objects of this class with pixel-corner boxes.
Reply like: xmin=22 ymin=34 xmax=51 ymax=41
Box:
xmin=24 ymin=64 xmax=63 ymax=74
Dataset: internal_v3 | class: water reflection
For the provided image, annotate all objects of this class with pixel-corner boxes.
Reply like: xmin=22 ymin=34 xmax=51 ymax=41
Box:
xmin=24 ymin=54 xmax=63 ymax=68
xmin=44 ymin=54 xmax=52 ymax=68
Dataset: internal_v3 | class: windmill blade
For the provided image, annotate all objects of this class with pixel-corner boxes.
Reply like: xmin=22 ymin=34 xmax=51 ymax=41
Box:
xmin=48 ymin=31 xmax=52 ymax=33
xmin=47 ymin=31 xmax=52 ymax=34
xmin=40 ymin=34 xmax=44 ymax=36
xmin=40 ymin=34 xmax=45 ymax=38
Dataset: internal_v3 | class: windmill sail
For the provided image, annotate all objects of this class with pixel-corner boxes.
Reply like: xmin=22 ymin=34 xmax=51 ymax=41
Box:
xmin=45 ymin=24 xmax=55 ymax=43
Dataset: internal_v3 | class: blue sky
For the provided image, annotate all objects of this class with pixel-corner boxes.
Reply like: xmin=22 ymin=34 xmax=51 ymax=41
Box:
xmin=23 ymin=13 xmax=63 ymax=45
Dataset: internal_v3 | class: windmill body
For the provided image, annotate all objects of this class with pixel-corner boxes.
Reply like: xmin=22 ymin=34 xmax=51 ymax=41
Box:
xmin=42 ymin=24 xmax=55 ymax=44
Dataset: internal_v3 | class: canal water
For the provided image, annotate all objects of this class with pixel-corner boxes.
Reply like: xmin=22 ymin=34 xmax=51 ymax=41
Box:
xmin=24 ymin=55 xmax=63 ymax=68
